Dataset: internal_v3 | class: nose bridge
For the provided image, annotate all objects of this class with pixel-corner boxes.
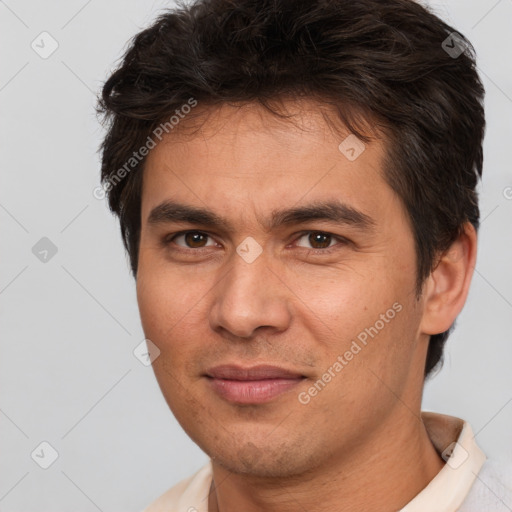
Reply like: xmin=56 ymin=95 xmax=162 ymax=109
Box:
xmin=209 ymin=244 xmax=290 ymax=338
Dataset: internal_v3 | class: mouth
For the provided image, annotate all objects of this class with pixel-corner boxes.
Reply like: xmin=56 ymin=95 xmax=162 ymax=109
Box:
xmin=204 ymin=364 xmax=307 ymax=404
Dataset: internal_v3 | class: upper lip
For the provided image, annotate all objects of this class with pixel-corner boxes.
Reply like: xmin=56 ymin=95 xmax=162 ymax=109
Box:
xmin=205 ymin=364 xmax=304 ymax=380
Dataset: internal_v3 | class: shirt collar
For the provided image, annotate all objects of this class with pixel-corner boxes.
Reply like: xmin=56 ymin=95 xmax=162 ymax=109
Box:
xmin=399 ymin=411 xmax=486 ymax=511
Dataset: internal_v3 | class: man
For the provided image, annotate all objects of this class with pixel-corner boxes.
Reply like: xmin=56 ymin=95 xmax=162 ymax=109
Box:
xmin=97 ymin=0 xmax=511 ymax=510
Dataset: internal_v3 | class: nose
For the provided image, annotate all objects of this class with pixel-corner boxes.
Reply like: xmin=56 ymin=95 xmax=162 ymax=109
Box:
xmin=208 ymin=245 xmax=292 ymax=339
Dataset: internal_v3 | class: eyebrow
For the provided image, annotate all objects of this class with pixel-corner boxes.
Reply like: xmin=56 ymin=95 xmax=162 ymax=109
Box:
xmin=147 ymin=199 xmax=375 ymax=232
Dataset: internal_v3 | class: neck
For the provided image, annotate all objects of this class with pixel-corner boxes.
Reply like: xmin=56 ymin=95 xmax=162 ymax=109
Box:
xmin=208 ymin=410 xmax=445 ymax=512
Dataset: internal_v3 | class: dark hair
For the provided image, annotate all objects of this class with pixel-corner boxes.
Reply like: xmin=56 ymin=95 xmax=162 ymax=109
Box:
xmin=97 ymin=0 xmax=485 ymax=378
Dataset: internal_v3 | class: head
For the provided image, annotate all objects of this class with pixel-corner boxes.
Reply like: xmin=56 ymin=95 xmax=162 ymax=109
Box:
xmin=98 ymin=0 xmax=484 ymax=477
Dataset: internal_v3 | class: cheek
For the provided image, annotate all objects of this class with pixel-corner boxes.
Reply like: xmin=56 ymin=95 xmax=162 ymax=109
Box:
xmin=286 ymin=265 xmax=418 ymax=392
xmin=136 ymin=271 xmax=171 ymax=339
xmin=137 ymin=254 xmax=202 ymax=332
xmin=282 ymin=264 xmax=403 ymax=335
xmin=136 ymin=259 xmax=218 ymax=381
xmin=136 ymin=265 xmax=207 ymax=410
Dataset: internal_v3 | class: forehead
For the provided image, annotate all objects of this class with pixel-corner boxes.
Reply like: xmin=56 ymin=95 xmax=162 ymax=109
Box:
xmin=140 ymin=100 xmax=400 ymax=228
xmin=147 ymin=99 xmax=378 ymax=162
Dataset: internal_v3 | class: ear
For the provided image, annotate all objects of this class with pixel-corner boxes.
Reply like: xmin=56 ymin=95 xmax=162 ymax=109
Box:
xmin=419 ymin=222 xmax=478 ymax=336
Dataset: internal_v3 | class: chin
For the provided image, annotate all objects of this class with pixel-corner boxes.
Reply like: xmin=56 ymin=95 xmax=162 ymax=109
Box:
xmin=208 ymin=440 xmax=322 ymax=479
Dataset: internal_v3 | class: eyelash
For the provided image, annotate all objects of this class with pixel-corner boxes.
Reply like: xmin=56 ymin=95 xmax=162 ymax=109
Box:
xmin=162 ymin=230 xmax=349 ymax=255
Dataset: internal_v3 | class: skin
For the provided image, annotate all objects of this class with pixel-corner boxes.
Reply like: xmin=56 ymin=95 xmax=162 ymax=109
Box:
xmin=136 ymin=100 xmax=477 ymax=512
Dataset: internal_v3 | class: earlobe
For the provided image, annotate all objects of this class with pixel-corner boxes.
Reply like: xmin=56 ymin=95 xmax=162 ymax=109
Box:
xmin=420 ymin=222 xmax=478 ymax=336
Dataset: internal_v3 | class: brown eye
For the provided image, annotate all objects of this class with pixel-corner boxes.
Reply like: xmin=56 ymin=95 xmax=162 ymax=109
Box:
xmin=171 ymin=231 xmax=215 ymax=249
xmin=310 ymin=232 xmax=332 ymax=249
xmin=296 ymin=231 xmax=335 ymax=250
xmin=184 ymin=232 xmax=208 ymax=248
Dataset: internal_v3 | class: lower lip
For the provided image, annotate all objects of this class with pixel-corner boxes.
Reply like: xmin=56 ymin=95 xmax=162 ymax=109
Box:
xmin=206 ymin=377 xmax=304 ymax=404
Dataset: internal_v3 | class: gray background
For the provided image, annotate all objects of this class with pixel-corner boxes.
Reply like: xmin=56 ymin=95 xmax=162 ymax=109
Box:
xmin=0 ymin=0 xmax=511 ymax=510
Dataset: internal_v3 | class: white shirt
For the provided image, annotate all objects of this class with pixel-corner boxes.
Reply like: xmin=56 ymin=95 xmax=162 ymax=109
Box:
xmin=143 ymin=411 xmax=512 ymax=512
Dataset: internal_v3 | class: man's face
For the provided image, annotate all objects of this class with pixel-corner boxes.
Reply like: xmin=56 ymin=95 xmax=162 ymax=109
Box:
xmin=137 ymin=101 xmax=428 ymax=477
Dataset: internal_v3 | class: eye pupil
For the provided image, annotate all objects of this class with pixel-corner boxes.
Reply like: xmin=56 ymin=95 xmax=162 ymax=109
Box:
xmin=309 ymin=232 xmax=331 ymax=249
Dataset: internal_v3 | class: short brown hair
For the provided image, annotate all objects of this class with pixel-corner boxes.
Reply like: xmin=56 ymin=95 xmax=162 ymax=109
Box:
xmin=97 ymin=0 xmax=485 ymax=377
